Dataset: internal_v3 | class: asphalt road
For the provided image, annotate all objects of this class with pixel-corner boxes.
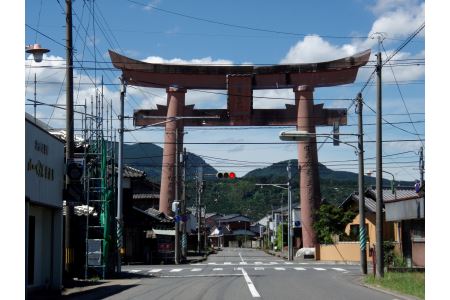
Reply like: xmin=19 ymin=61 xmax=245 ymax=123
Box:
xmin=106 ymin=248 xmax=401 ymax=300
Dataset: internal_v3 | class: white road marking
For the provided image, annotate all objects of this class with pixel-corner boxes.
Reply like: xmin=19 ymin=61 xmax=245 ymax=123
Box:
xmin=129 ymin=269 xmax=141 ymax=273
xmin=213 ymin=268 xmax=223 ymax=271
xmin=254 ymin=267 xmax=264 ymax=271
xmin=254 ymin=262 xmax=263 ymax=265
xmin=284 ymin=262 xmax=294 ymax=265
xmin=239 ymin=261 xmax=248 ymax=265
xmin=274 ymin=267 xmax=286 ymax=271
xmin=191 ymin=268 xmax=202 ymax=272
xmin=239 ymin=252 xmax=245 ymax=263
xmin=224 ymin=262 xmax=232 ymax=265
xmin=160 ymin=274 xmax=240 ymax=278
xmin=148 ymin=269 xmax=162 ymax=273
xmin=170 ymin=268 xmax=183 ymax=272
xmin=332 ymin=268 xmax=346 ymax=272
xmin=208 ymin=262 xmax=217 ymax=265
xmin=241 ymin=268 xmax=261 ymax=298
xmin=294 ymin=267 xmax=306 ymax=270
xmin=269 ymin=262 xmax=279 ymax=265
xmin=314 ymin=268 xmax=326 ymax=271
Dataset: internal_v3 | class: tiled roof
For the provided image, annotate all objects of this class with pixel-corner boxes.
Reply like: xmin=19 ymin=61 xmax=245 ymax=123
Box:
xmin=132 ymin=206 xmax=173 ymax=223
xmin=123 ymin=165 xmax=146 ymax=178
xmin=340 ymin=193 xmax=377 ymax=213
xmin=132 ymin=193 xmax=159 ymax=200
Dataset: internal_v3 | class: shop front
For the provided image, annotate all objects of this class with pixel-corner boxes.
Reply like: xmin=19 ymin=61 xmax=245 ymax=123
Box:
xmin=25 ymin=117 xmax=65 ymax=293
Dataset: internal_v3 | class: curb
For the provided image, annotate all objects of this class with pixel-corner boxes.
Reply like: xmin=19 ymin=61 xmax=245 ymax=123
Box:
xmin=359 ymin=278 xmax=422 ymax=300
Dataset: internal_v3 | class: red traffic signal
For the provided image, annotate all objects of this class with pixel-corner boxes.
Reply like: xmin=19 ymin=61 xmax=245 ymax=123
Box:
xmin=216 ymin=172 xmax=236 ymax=179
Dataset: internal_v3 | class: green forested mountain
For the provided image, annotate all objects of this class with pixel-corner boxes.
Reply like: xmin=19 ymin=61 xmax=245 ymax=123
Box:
xmin=119 ymin=144 xmax=414 ymax=221
xmin=114 ymin=142 xmax=217 ymax=179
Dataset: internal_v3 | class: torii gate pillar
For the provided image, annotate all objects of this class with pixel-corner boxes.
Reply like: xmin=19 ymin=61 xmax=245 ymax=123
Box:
xmin=159 ymin=86 xmax=186 ymax=215
xmin=295 ymin=86 xmax=321 ymax=249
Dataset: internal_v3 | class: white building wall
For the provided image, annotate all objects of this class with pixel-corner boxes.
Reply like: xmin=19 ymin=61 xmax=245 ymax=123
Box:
xmin=25 ymin=119 xmax=64 ymax=292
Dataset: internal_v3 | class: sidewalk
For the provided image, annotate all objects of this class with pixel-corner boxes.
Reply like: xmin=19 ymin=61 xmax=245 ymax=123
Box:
xmin=28 ymin=252 xmax=210 ymax=300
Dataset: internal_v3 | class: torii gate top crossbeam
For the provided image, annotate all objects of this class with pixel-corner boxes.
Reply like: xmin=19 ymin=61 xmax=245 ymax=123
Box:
xmin=109 ymin=50 xmax=370 ymax=90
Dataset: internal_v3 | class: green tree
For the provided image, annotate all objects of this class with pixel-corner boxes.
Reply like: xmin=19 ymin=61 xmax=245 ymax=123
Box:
xmin=313 ymin=204 xmax=357 ymax=244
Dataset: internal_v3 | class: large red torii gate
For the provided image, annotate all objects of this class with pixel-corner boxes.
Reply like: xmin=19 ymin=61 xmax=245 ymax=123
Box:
xmin=109 ymin=49 xmax=370 ymax=250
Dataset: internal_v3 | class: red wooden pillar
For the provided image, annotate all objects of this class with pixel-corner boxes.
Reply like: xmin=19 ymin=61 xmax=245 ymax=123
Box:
xmin=159 ymin=86 xmax=186 ymax=215
xmin=294 ymin=85 xmax=321 ymax=249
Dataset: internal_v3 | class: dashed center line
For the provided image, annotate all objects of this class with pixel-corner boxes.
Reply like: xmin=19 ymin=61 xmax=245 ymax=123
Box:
xmin=191 ymin=268 xmax=202 ymax=272
xmin=274 ymin=267 xmax=286 ymax=271
xmin=294 ymin=267 xmax=306 ymax=271
xmin=213 ymin=268 xmax=223 ymax=271
xmin=314 ymin=268 xmax=326 ymax=271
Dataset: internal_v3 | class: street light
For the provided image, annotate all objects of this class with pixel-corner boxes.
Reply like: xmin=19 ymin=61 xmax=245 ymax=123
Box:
xmin=279 ymin=109 xmax=368 ymax=274
xmin=256 ymin=163 xmax=294 ymax=262
xmin=26 ymin=43 xmax=49 ymax=63
xmin=25 ymin=44 xmax=50 ymax=123
xmin=367 ymin=170 xmax=396 ymax=197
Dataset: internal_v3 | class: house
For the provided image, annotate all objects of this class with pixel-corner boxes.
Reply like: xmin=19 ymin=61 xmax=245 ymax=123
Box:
xmin=383 ymin=186 xmax=425 ymax=267
xmin=211 ymin=214 xmax=255 ymax=248
xmin=340 ymin=189 xmax=397 ymax=246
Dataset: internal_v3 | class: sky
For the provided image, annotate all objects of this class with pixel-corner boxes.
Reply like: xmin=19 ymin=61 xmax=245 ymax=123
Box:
xmin=23 ymin=0 xmax=426 ymax=183
xmin=2 ymin=1 xmax=450 ymax=297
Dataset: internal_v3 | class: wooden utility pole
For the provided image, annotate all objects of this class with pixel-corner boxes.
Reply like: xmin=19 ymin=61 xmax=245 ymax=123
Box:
xmin=375 ymin=42 xmax=384 ymax=278
xmin=64 ymin=0 xmax=74 ymax=277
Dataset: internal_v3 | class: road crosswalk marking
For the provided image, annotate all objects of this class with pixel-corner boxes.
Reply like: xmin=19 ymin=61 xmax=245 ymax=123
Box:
xmin=148 ymin=269 xmax=162 ymax=273
xmin=125 ymin=266 xmax=351 ymax=275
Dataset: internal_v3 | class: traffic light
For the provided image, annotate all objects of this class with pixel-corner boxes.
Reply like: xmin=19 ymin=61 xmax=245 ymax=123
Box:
xmin=216 ymin=172 xmax=236 ymax=179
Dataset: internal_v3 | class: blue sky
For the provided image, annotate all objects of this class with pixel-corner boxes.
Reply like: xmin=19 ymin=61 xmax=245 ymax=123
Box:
xmin=23 ymin=0 xmax=427 ymax=182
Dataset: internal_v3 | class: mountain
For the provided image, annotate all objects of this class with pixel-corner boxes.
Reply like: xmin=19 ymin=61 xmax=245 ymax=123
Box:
xmin=110 ymin=142 xmax=217 ymax=179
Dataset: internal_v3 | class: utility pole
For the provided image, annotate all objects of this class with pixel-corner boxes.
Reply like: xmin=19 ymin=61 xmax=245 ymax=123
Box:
xmin=419 ymin=147 xmax=424 ymax=187
xmin=197 ymin=167 xmax=203 ymax=254
xmin=181 ymin=147 xmax=187 ymax=259
xmin=375 ymin=38 xmax=384 ymax=278
xmin=287 ymin=161 xmax=293 ymax=261
xmin=174 ymin=128 xmax=180 ymax=264
xmin=116 ymin=77 xmax=126 ymax=273
xmin=64 ymin=0 xmax=75 ymax=277
xmin=357 ymin=92 xmax=367 ymax=274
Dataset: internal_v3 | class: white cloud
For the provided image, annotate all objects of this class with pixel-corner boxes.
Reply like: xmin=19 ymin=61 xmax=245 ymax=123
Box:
xmin=143 ymin=0 xmax=161 ymax=11
xmin=280 ymin=35 xmax=358 ymax=64
xmin=368 ymin=2 xmax=424 ymax=39
xmin=142 ymin=55 xmax=233 ymax=65
xmin=369 ymin=0 xmax=421 ymax=15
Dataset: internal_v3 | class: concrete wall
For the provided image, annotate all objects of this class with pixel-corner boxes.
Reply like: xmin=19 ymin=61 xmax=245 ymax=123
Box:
xmin=317 ymin=242 xmax=370 ymax=262
xmin=317 ymin=241 xmax=401 ymax=262
xmin=412 ymin=240 xmax=425 ymax=267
